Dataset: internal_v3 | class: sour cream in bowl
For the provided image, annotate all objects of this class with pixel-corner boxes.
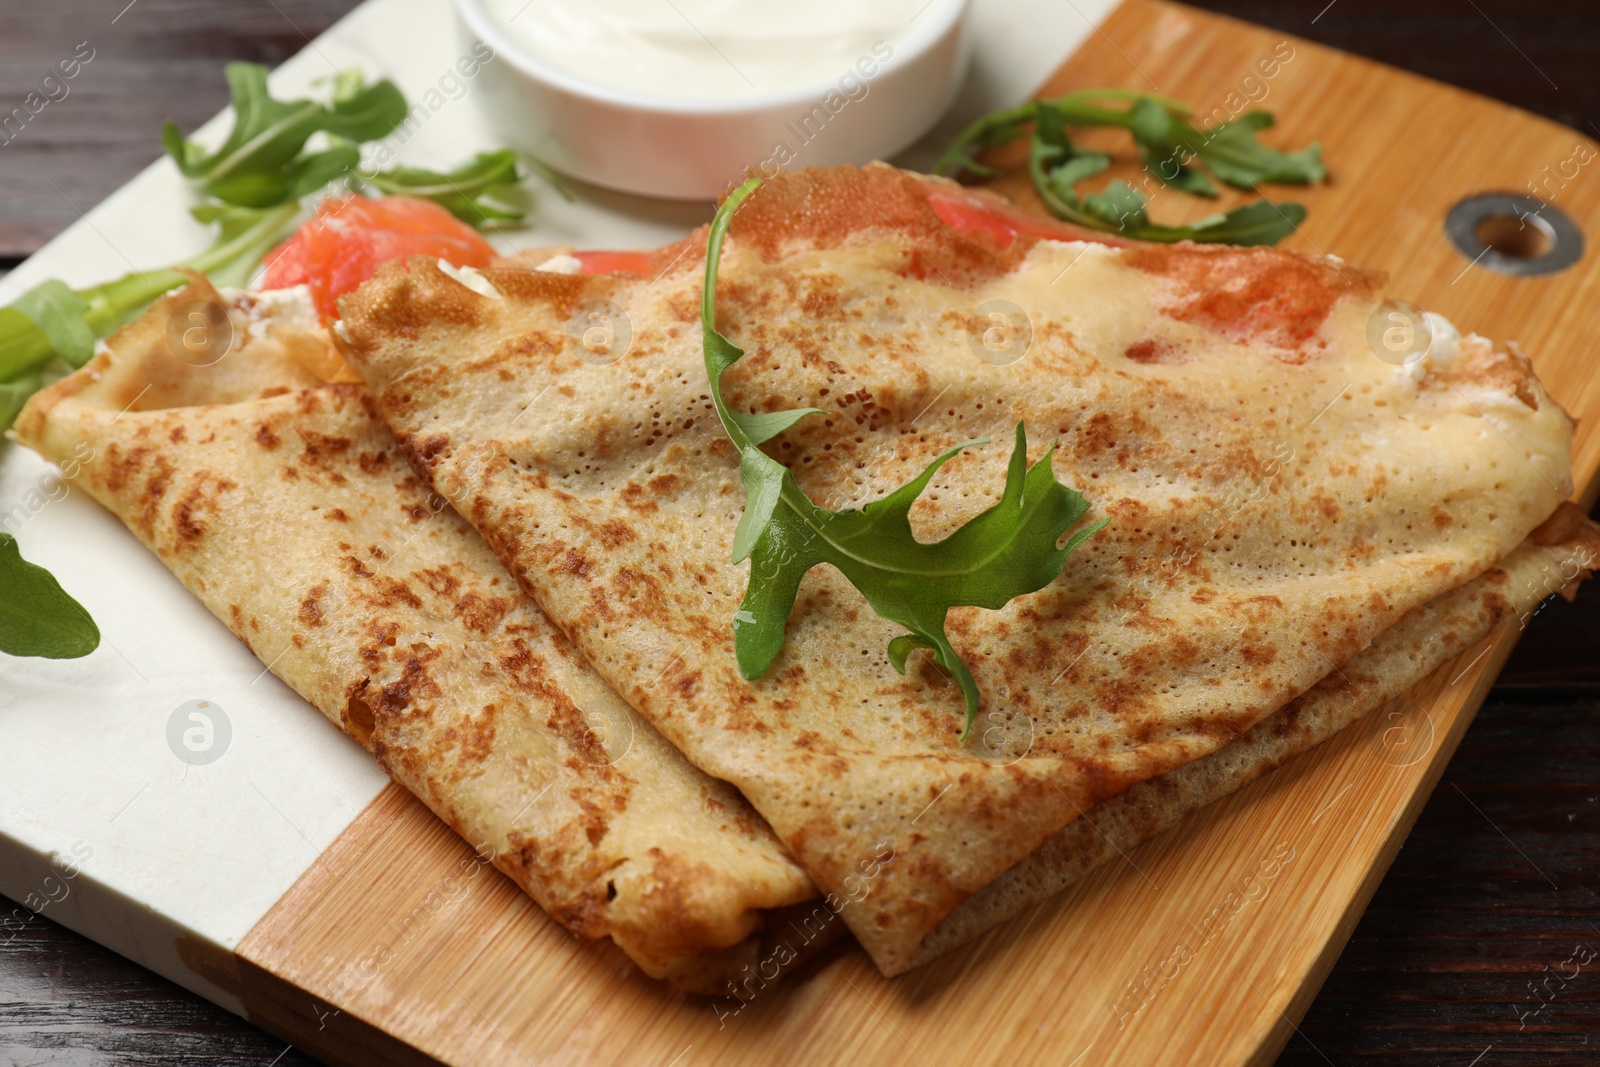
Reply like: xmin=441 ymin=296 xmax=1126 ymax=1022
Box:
xmin=453 ymin=0 xmax=970 ymax=200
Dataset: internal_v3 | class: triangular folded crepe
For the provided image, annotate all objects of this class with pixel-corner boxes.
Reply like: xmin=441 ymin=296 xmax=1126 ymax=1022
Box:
xmin=913 ymin=505 xmax=1597 ymax=966
xmin=338 ymin=164 xmax=1579 ymax=974
xmin=12 ymin=280 xmax=815 ymax=990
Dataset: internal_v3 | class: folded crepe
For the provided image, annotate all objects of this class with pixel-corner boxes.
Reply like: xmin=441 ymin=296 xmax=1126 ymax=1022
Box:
xmin=337 ymin=163 xmax=1584 ymax=975
xmin=911 ymin=503 xmax=1598 ymax=965
xmin=11 ymin=279 xmax=816 ymax=990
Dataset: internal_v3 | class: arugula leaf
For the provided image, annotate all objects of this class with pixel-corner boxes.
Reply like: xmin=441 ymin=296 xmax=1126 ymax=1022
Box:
xmin=703 ymin=178 xmax=1106 ymax=736
xmin=1192 ymin=111 xmax=1325 ymax=188
xmin=1043 ymin=151 xmax=1112 ymax=197
xmin=1182 ymin=200 xmax=1308 ymax=245
xmin=364 ymin=150 xmax=532 ymax=225
xmin=0 ymin=533 xmax=99 ymax=659
xmin=0 ymin=372 xmax=41 ymax=435
xmin=932 ymin=103 xmax=1038 ymax=179
xmin=163 ymin=62 xmax=406 ymax=208
xmin=1082 ymin=180 xmax=1149 ymax=232
xmin=937 ymin=89 xmax=1325 ymax=246
xmin=12 ymin=281 xmax=95 ymax=368
xmin=1027 ymin=120 xmax=1150 ymax=237
xmin=933 ymin=89 xmax=1194 ymax=179
xmin=1030 ymin=104 xmax=1107 ymax=193
xmin=1127 ymin=98 xmax=1217 ymax=197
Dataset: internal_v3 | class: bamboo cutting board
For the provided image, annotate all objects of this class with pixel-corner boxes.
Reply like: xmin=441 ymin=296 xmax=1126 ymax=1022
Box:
xmin=209 ymin=4 xmax=1600 ymax=1065
xmin=17 ymin=3 xmax=1600 ymax=1065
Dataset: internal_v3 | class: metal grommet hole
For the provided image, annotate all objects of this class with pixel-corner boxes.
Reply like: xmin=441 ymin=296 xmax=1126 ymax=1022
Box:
xmin=1476 ymin=211 xmax=1554 ymax=260
xmin=1445 ymin=193 xmax=1583 ymax=277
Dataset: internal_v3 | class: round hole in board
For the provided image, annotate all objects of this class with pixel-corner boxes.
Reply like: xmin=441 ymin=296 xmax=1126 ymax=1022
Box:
xmin=1445 ymin=193 xmax=1583 ymax=277
xmin=1475 ymin=211 xmax=1554 ymax=259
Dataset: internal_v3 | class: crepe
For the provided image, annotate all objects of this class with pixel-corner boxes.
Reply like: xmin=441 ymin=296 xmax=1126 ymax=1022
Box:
xmin=911 ymin=503 xmax=1599 ymax=965
xmin=337 ymin=163 xmax=1580 ymax=975
xmin=10 ymin=279 xmax=815 ymax=990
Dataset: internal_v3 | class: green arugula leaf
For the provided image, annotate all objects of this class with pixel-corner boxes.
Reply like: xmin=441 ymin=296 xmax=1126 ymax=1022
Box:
xmin=0 ymin=533 xmax=99 ymax=659
xmin=287 ymin=145 xmax=365 ymax=201
xmin=937 ymin=89 xmax=1326 ymax=247
xmin=163 ymin=62 xmax=406 ymax=208
xmin=1030 ymin=103 xmax=1111 ymax=197
xmin=1182 ymin=200 xmax=1308 ymax=246
xmin=0 ymin=371 xmax=41 ymax=435
xmin=1128 ymin=98 xmax=1217 ymax=197
xmin=12 ymin=280 xmax=95 ymax=368
xmin=1191 ymin=111 xmax=1325 ymax=188
xmin=932 ymin=103 xmax=1038 ymax=179
xmin=0 ymin=67 xmax=546 ymax=397
xmin=933 ymin=89 xmax=1195 ymax=180
xmin=703 ymin=178 xmax=1107 ymax=736
xmin=1027 ymin=121 xmax=1148 ymax=238
xmin=1044 ymin=151 xmax=1112 ymax=197
xmin=1082 ymin=180 xmax=1150 ymax=232
xmin=1028 ymin=106 xmax=1126 ymax=231
xmin=364 ymin=150 xmax=531 ymax=225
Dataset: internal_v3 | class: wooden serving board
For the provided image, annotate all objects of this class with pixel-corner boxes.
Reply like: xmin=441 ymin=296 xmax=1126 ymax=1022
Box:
xmin=13 ymin=3 xmax=1600 ymax=1065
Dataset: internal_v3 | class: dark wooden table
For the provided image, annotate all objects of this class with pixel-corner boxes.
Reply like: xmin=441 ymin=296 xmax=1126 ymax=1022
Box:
xmin=3 ymin=1 xmax=1598 ymax=1064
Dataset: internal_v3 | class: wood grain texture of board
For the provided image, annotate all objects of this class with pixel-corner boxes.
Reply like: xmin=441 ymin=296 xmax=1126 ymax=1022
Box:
xmin=223 ymin=3 xmax=1600 ymax=1064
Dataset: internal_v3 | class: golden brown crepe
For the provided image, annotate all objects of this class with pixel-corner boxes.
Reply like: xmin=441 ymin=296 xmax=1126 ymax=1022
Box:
xmin=337 ymin=164 xmax=1581 ymax=975
xmin=11 ymin=279 xmax=814 ymax=990
xmin=912 ymin=505 xmax=1599 ymax=965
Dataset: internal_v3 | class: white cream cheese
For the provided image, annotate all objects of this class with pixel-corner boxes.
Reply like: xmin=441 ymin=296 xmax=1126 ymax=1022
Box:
xmin=437 ymin=260 xmax=503 ymax=300
xmin=221 ymin=284 xmax=320 ymax=341
xmin=535 ymin=253 xmax=583 ymax=275
xmin=484 ymin=0 xmax=917 ymax=99
xmin=1422 ymin=311 xmax=1462 ymax=366
xmin=1401 ymin=310 xmax=1466 ymax=383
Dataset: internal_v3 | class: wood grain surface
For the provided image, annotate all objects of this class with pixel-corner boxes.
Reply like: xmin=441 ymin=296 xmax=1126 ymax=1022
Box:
xmin=3 ymin=1 xmax=1600 ymax=1065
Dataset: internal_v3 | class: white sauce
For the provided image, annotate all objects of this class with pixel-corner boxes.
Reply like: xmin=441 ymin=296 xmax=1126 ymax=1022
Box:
xmin=221 ymin=284 xmax=320 ymax=341
xmin=437 ymin=260 xmax=502 ymax=300
xmin=485 ymin=0 xmax=918 ymax=99
xmin=1422 ymin=311 xmax=1461 ymax=367
xmin=1401 ymin=311 xmax=1470 ymax=384
xmin=535 ymin=253 xmax=583 ymax=275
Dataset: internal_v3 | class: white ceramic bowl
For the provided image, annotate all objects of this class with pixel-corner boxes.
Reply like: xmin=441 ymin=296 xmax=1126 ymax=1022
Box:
xmin=452 ymin=0 xmax=971 ymax=201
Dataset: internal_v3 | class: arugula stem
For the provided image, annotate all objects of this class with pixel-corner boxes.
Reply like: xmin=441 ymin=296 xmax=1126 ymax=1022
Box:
xmin=178 ymin=202 xmax=300 ymax=277
xmin=1053 ymin=87 xmax=1195 ymax=115
xmin=936 ymin=95 xmax=1147 ymax=175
